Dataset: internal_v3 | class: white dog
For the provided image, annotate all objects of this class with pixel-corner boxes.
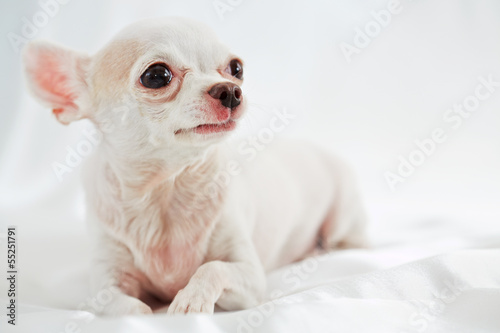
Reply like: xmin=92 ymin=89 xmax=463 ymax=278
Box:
xmin=23 ymin=17 xmax=367 ymax=315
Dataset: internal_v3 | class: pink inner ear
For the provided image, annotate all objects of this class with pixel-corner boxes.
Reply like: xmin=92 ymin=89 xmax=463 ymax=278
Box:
xmin=34 ymin=51 xmax=76 ymax=105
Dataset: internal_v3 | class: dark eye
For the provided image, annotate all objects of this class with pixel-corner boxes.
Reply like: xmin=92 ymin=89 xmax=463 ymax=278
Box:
xmin=228 ymin=59 xmax=243 ymax=80
xmin=140 ymin=64 xmax=172 ymax=89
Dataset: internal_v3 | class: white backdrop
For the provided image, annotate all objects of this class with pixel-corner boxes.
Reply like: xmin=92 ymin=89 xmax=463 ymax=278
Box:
xmin=0 ymin=0 xmax=499 ymax=332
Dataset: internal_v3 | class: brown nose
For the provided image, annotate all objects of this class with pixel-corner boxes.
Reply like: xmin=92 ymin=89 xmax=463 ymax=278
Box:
xmin=208 ymin=82 xmax=242 ymax=109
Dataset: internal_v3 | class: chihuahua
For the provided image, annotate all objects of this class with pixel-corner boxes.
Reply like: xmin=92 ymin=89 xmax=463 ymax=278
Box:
xmin=23 ymin=17 xmax=367 ymax=315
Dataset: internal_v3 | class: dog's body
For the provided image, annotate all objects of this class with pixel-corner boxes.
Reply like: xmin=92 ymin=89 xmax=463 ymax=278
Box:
xmin=23 ymin=17 xmax=367 ymax=315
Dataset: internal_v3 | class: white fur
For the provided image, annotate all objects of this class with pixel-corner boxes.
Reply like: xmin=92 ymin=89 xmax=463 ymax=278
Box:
xmin=23 ymin=17 xmax=367 ymax=315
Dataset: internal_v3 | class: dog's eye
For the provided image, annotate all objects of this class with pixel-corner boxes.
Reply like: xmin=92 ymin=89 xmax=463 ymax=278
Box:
xmin=140 ymin=64 xmax=172 ymax=89
xmin=228 ymin=59 xmax=243 ymax=80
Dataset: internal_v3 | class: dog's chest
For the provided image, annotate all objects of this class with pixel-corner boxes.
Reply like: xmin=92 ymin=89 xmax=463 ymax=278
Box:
xmin=126 ymin=198 xmax=221 ymax=301
xmin=137 ymin=238 xmax=207 ymax=301
xmin=107 ymin=163 xmax=225 ymax=301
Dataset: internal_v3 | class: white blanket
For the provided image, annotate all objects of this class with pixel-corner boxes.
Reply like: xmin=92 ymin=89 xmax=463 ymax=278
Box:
xmin=1 ymin=217 xmax=500 ymax=332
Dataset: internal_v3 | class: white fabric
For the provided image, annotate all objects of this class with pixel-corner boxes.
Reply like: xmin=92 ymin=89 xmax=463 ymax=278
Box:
xmin=1 ymin=0 xmax=500 ymax=332
xmin=3 ymin=232 xmax=500 ymax=333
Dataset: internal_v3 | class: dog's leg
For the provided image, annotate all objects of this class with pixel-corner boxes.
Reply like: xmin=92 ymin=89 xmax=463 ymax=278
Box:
xmin=89 ymin=233 xmax=152 ymax=316
xmin=167 ymin=231 xmax=266 ymax=314
xmin=320 ymin=158 xmax=369 ymax=250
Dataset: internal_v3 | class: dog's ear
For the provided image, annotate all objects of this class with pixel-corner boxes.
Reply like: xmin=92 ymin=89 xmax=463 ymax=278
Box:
xmin=23 ymin=40 xmax=91 ymax=125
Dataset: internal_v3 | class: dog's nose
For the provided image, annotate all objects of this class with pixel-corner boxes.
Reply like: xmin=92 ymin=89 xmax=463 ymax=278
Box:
xmin=208 ymin=82 xmax=242 ymax=109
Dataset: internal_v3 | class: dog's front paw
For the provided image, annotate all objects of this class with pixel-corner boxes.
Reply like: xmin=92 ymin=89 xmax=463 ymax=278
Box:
xmin=167 ymin=286 xmax=215 ymax=315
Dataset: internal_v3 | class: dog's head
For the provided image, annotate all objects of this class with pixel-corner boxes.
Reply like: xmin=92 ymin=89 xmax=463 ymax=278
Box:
xmin=23 ymin=17 xmax=246 ymax=160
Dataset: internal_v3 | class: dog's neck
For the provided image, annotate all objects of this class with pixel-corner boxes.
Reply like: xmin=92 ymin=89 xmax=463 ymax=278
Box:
xmin=100 ymin=141 xmax=219 ymax=197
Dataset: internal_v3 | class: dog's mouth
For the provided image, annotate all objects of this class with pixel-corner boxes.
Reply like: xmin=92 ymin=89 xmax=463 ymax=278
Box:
xmin=175 ymin=119 xmax=237 ymax=136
